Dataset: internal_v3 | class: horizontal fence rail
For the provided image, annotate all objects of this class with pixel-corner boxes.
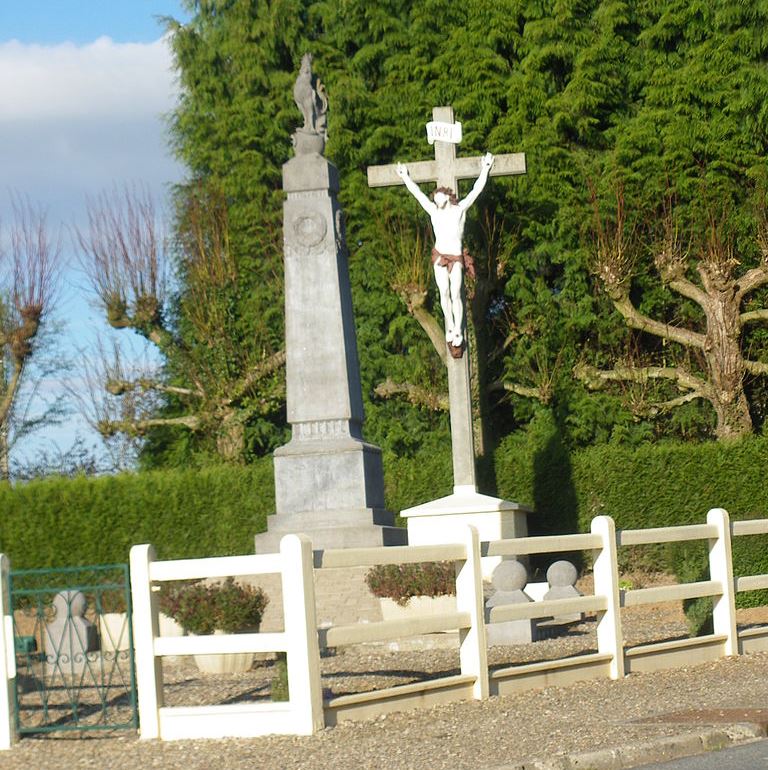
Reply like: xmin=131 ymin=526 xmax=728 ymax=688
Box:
xmin=3 ymin=508 xmax=768 ymax=746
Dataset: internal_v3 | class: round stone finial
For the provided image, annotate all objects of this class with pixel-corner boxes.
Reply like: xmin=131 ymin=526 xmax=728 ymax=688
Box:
xmin=53 ymin=590 xmax=87 ymax=618
xmin=547 ymin=560 xmax=578 ymax=588
xmin=492 ymin=560 xmax=528 ymax=592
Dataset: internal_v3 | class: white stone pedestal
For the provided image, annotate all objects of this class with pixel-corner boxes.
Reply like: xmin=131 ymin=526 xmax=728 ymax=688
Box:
xmin=401 ymin=485 xmax=531 ymax=578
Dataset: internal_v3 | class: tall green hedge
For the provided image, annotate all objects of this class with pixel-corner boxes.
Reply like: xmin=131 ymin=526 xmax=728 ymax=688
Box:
xmin=495 ymin=417 xmax=768 ymax=605
xmin=5 ymin=426 xmax=768 ymax=607
xmin=0 ymin=461 xmax=275 ymax=568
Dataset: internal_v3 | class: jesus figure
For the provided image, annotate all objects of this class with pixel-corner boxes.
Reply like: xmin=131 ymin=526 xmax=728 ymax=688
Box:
xmin=396 ymin=152 xmax=494 ymax=354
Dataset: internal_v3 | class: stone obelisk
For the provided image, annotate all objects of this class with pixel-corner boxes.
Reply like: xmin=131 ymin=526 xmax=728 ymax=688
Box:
xmin=255 ymin=55 xmax=404 ymax=552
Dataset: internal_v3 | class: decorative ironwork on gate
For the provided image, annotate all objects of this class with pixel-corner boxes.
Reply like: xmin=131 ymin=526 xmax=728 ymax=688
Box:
xmin=9 ymin=564 xmax=138 ymax=734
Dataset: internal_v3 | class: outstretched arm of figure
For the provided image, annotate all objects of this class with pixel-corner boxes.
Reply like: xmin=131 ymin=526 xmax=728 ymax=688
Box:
xmin=459 ymin=152 xmax=494 ymax=210
xmin=396 ymin=163 xmax=435 ymax=214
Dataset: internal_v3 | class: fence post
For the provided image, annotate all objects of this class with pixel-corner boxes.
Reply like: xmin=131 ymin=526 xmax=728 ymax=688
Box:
xmin=591 ymin=516 xmax=625 ymax=679
xmin=130 ymin=544 xmax=163 ymax=740
xmin=707 ymin=508 xmax=738 ymax=656
xmin=456 ymin=526 xmax=488 ymax=700
xmin=280 ymin=534 xmax=323 ymax=734
xmin=0 ymin=554 xmax=15 ymax=749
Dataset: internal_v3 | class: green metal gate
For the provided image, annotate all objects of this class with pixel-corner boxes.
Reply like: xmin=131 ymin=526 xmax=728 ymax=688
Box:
xmin=8 ymin=564 xmax=138 ymax=735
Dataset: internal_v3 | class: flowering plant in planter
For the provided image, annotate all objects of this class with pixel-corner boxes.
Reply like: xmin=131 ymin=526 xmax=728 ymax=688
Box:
xmin=365 ymin=562 xmax=455 ymax=607
xmin=159 ymin=578 xmax=268 ymax=634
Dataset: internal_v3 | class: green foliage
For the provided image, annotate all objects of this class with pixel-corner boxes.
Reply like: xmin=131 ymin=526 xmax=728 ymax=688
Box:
xmin=159 ymin=577 xmax=268 ymax=634
xmin=0 ymin=460 xmax=274 ymax=568
xmin=496 ymin=428 xmax=768 ymax=606
xmin=271 ymin=652 xmax=289 ymax=701
xmin=365 ymin=561 xmax=455 ymax=606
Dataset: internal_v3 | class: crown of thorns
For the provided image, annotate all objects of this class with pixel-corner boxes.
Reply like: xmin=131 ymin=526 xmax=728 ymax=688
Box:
xmin=431 ymin=186 xmax=458 ymax=205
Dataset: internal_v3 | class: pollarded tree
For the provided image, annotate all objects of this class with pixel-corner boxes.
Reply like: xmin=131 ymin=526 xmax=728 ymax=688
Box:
xmin=582 ymin=190 xmax=768 ymax=441
xmin=577 ymin=0 xmax=768 ymax=441
xmin=76 ymin=183 xmax=286 ymax=463
xmin=0 ymin=194 xmax=62 ymax=476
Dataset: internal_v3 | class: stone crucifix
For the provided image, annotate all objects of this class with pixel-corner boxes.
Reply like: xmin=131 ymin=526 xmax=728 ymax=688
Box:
xmin=367 ymin=106 xmax=526 ymax=490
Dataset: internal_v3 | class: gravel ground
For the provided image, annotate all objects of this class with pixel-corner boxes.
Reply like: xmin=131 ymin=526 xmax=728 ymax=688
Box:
xmin=3 ymin=583 xmax=768 ymax=770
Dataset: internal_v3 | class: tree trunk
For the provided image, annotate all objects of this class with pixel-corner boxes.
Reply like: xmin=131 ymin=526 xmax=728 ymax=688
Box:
xmin=704 ymin=289 xmax=753 ymax=440
xmin=216 ymin=412 xmax=245 ymax=462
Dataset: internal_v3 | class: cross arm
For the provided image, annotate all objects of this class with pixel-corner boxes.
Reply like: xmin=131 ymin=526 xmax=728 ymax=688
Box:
xmin=367 ymin=152 xmax=526 ymax=189
xmin=367 ymin=160 xmax=438 ymax=188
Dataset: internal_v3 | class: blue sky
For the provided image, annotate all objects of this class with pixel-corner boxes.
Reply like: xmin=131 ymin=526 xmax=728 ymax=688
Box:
xmin=0 ymin=2 xmax=190 ymax=472
xmin=0 ymin=2 xmax=184 ymax=45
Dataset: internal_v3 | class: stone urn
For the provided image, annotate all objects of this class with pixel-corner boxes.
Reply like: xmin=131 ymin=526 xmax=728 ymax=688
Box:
xmin=193 ymin=630 xmax=255 ymax=675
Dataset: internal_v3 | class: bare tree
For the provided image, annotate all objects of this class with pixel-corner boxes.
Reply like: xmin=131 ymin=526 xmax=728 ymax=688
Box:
xmin=0 ymin=194 xmax=62 ymax=476
xmin=579 ymin=186 xmax=768 ymax=440
xmin=76 ymin=182 xmax=285 ymax=462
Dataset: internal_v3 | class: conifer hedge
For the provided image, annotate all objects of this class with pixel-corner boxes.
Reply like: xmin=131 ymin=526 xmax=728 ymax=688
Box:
xmin=495 ymin=422 xmax=768 ymax=605
xmin=0 ymin=461 xmax=275 ymax=568
xmin=4 ymin=431 xmax=768 ymax=607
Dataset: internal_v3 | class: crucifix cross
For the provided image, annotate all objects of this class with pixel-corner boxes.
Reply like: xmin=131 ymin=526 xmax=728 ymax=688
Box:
xmin=366 ymin=106 xmax=527 ymax=492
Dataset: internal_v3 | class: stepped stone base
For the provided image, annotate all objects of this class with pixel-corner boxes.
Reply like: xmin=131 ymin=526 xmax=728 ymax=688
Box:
xmin=254 ymin=509 xmax=407 ymax=553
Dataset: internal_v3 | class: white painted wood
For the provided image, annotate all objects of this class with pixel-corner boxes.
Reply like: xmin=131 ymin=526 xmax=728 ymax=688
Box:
xmin=130 ymin=544 xmax=163 ymax=740
xmin=281 ymin=534 xmax=324 ymax=735
xmin=707 ymin=508 xmax=738 ymax=656
xmin=324 ymin=613 xmax=470 ymax=647
xmin=488 ymin=595 xmax=606 ymax=623
xmin=732 ymin=519 xmax=768 ymax=536
xmin=315 ymin=542 xmax=465 ymax=569
xmin=158 ymin=703 xmax=295 ymax=741
xmin=485 ymin=532 xmax=601 ymax=557
xmin=154 ymin=632 xmax=286 ymax=657
xmin=0 ymin=555 xmax=15 ymax=749
xmin=149 ymin=552 xmax=282 ymax=582
xmin=618 ymin=524 xmax=717 ymax=546
xmin=623 ymin=580 xmax=720 ymax=606
xmin=456 ymin=526 xmax=488 ymax=700
xmin=591 ymin=516 xmax=625 ymax=679
xmin=735 ymin=574 xmax=768 ymax=592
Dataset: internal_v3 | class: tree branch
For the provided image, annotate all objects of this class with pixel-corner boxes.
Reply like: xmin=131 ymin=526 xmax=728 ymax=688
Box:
xmin=97 ymin=414 xmax=201 ymax=437
xmin=0 ymin=361 xmax=25 ymax=427
xmin=105 ymin=378 xmax=204 ymax=398
xmin=740 ymin=309 xmax=768 ymax=325
xmin=744 ymin=359 xmax=768 ymax=376
xmin=611 ymin=295 xmax=706 ymax=349
xmin=488 ymin=379 xmax=549 ymax=402
xmin=574 ymin=362 xmax=708 ymax=394
xmin=737 ymin=266 xmax=768 ymax=299
xmin=373 ymin=378 xmax=448 ymax=411
xmin=668 ymin=277 xmax=709 ymax=310
xmin=637 ymin=390 xmax=706 ymax=416
xmin=399 ymin=287 xmax=448 ymax=365
xmin=229 ymin=349 xmax=286 ymax=403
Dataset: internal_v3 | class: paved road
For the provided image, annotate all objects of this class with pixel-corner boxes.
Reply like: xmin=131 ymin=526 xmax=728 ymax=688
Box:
xmin=637 ymin=738 xmax=768 ymax=769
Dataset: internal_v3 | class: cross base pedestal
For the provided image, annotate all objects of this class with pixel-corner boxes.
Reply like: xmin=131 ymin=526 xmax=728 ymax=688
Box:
xmin=401 ymin=487 xmax=531 ymax=579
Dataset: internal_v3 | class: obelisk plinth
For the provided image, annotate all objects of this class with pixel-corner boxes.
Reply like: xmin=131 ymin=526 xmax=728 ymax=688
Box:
xmin=255 ymin=55 xmax=404 ymax=552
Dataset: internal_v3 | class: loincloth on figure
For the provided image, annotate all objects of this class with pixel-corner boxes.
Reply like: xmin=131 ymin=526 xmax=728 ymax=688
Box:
xmin=431 ymin=247 xmax=476 ymax=279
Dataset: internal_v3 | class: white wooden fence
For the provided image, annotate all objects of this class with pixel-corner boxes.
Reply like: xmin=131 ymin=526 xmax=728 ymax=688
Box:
xmin=1 ymin=508 xmax=768 ymax=745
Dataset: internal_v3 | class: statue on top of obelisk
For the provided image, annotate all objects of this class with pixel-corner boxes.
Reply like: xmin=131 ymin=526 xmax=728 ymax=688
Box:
xmin=396 ymin=151 xmax=494 ymax=357
xmin=292 ymin=53 xmax=328 ymax=155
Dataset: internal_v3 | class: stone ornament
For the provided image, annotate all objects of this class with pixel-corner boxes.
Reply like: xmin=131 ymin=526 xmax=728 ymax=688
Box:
xmin=292 ymin=210 xmax=327 ymax=248
xmin=396 ymin=152 xmax=494 ymax=354
xmin=292 ymin=53 xmax=328 ymax=156
xmin=44 ymin=590 xmax=99 ymax=675
xmin=486 ymin=560 xmax=538 ymax=645
xmin=543 ymin=560 xmax=583 ymax=624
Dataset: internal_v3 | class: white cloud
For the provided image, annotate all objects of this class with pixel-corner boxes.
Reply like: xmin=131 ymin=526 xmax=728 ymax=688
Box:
xmin=0 ymin=35 xmax=185 ymax=468
xmin=0 ymin=35 xmax=177 ymax=121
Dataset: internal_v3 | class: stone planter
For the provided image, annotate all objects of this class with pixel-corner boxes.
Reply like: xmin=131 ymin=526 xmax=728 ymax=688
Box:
xmin=99 ymin=612 xmax=130 ymax=652
xmin=193 ymin=630 xmax=255 ymax=675
xmin=378 ymin=595 xmax=457 ymax=621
